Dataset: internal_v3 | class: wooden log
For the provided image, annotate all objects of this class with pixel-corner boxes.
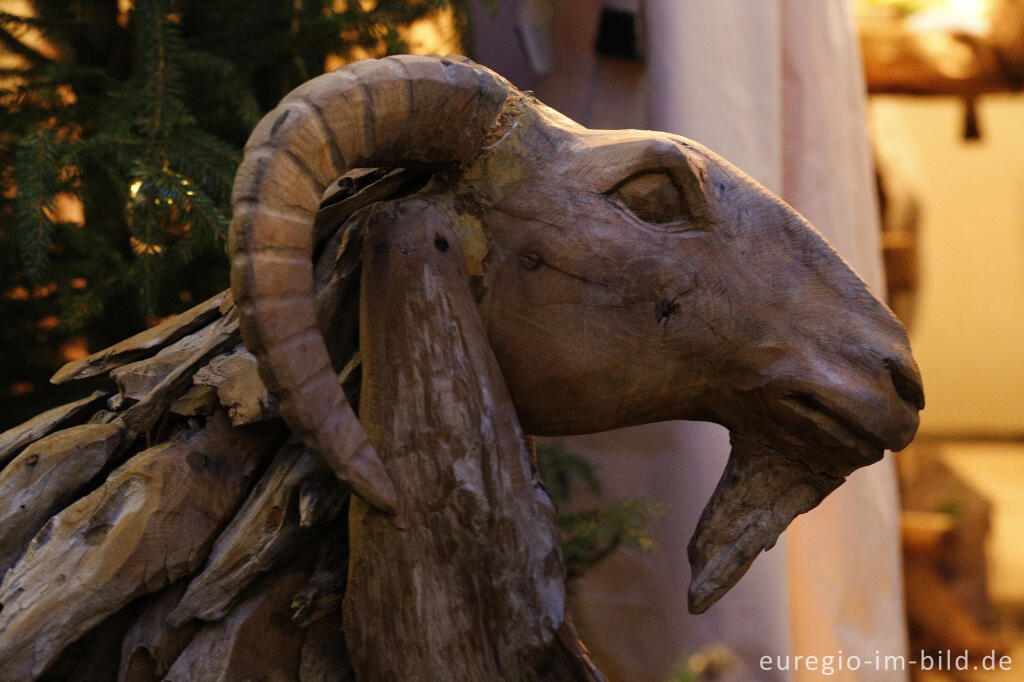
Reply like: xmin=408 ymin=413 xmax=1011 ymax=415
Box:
xmin=169 ymin=439 xmax=345 ymax=625
xmin=344 ymin=199 xmax=603 ymax=680
xmin=0 ymin=421 xmax=125 ymax=573
xmin=163 ymin=557 xmax=312 ymax=682
xmin=118 ymin=581 xmax=201 ymax=682
xmin=0 ymin=412 xmax=281 ymax=680
xmin=51 ymin=291 xmax=228 ymax=384
xmin=0 ymin=391 xmax=108 ymax=469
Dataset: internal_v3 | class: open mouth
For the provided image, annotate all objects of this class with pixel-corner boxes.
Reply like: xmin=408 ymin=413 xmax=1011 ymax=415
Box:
xmin=780 ymin=392 xmax=887 ymax=462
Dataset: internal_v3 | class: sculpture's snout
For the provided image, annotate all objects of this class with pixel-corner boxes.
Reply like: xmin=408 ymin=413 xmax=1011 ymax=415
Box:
xmin=778 ymin=347 xmax=922 ymax=460
xmin=688 ymin=265 xmax=924 ymax=615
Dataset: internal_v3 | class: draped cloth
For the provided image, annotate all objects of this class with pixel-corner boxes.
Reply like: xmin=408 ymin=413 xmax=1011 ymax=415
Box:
xmin=470 ymin=2 xmax=908 ymax=680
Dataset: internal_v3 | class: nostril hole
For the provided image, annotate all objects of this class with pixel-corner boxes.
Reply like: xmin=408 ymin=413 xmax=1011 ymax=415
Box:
xmin=434 ymin=235 xmax=449 ymax=252
xmin=884 ymin=358 xmax=925 ymax=410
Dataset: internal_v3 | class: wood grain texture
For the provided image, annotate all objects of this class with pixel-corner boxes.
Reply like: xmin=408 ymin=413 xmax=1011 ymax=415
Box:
xmin=170 ymin=439 xmax=345 ymax=625
xmin=0 ymin=421 xmax=125 ymax=573
xmin=0 ymin=413 xmax=280 ymax=680
xmin=0 ymin=391 xmax=108 ymax=469
xmin=120 ymin=310 xmax=240 ymax=434
xmin=344 ymin=198 xmax=601 ymax=681
xmin=191 ymin=344 xmax=278 ymax=426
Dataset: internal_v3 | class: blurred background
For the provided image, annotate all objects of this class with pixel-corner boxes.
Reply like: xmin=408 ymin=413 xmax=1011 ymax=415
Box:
xmin=5 ymin=0 xmax=1024 ymax=680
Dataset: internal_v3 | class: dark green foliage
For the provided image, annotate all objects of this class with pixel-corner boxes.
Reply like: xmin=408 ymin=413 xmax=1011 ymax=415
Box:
xmin=538 ymin=442 xmax=659 ymax=581
xmin=0 ymin=0 xmax=468 ymax=429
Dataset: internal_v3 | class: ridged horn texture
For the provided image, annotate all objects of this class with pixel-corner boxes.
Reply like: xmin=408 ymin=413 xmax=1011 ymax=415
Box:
xmin=229 ymin=56 xmax=511 ymax=511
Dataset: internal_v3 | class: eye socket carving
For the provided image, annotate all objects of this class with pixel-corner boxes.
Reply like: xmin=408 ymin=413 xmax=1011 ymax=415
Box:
xmin=607 ymin=170 xmax=692 ymax=225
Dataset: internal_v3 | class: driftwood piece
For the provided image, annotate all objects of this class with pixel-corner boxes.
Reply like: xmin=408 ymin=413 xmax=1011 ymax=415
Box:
xmin=118 ymin=581 xmax=201 ymax=682
xmin=121 ymin=311 xmax=240 ymax=433
xmin=344 ymin=200 xmax=603 ymax=680
xmin=0 ymin=422 xmax=125 ymax=573
xmin=50 ymin=291 xmax=228 ymax=384
xmin=169 ymin=384 xmax=219 ymax=417
xmin=191 ymin=344 xmax=278 ymax=425
xmin=314 ymin=168 xmax=414 ymax=247
xmin=111 ymin=326 xmax=227 ymax=401
xmin=164 ymin=558 xmax=312 ymax=682
xmin=169 ymin=439 xmax=345 ymax=625
xmin=0 ymin=412 xmax=280 ymax=680
xmin=0 ymin=391 xmax=108 ymax=469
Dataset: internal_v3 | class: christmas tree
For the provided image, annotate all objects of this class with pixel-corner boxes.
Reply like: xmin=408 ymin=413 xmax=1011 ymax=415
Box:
xmin=0 ymin=0 xmax=467 ymax=428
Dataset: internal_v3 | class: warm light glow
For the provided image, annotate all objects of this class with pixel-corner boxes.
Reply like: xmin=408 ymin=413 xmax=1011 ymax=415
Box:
xmin=129 ymin=180 xmax=143 ymax=197
xmin=43 ymin=192 xmax=85 ymax=226
xmin=324 ymin=5 xmax=461 ymax=71
xmin=118 ymin=0 xmax=133 ymax=28
xmin=129 ymin=236 xmax=165 ymax=255
xmin=37 ymin=315 xmax=59 ymax=330
xmin=10 ymin=382 xmax=34 ymax=396
xmin=59 ymin=337 xmax=89 ymax=362
xmin=4 ymin=286 xmax=30 ymax=301
xmin=3 ymin=283 xmax=59 ymax=300
xmin=32 ymin=283 xmax=57 ymax=298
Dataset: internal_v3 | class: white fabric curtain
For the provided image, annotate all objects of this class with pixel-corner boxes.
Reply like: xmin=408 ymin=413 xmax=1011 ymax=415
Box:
xmin=471 ymin=2 xmax=908 ymax=680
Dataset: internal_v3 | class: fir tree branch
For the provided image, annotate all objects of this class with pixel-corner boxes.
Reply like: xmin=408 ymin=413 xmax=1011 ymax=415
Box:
xmin=13 ymin=128 xmax=60 ymax=278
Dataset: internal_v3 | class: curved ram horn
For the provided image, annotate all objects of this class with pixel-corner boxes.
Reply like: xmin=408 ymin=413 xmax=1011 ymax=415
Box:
xmin=229 ymin=56 xmax=512 ymax=511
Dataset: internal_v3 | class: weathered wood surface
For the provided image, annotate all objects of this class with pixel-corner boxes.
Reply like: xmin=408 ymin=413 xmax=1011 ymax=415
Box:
xmin=50 ymin=291 xmax=228 ymax=384
xmin=164 ymin=557 xmax=313 ymax=682
xmin=111 ymin=326 xmax=228 ymax=402
xmin=169 ymin=438 xmax=345 ymax=625
xmin=121 ymin=310 xmax=240 ymax=433
xmin=345 ymin=199 xmax=603 ymax=681
xmin=0 ymin=421 xmax=125 ymax=573
xmin=0 ymin=413 xmax=280 ymax=680
xmin=118 ymin=581 xmax=201 ymax=682
xmin=191 ymin=344 xmax=278 ymax=425
xmin=0 ymin=390 xmax=108 ymax=468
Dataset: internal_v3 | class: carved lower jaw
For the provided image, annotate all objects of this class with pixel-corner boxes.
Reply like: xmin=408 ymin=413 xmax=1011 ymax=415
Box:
xmin=686 ymin=434 xmax=845 ymax=614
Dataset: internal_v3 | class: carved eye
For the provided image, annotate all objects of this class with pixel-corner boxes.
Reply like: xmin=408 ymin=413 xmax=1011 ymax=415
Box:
xmin=609 ymin=170 xmax=689 ymax=224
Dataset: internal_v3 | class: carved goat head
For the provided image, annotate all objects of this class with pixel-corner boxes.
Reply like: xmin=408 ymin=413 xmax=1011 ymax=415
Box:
xmin=229 ymin=55 xmax=923 ymax=614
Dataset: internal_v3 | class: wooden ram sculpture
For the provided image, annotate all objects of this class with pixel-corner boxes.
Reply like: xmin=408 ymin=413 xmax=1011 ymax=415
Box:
xmin=0 ymin=55 xmax=923 ymax=680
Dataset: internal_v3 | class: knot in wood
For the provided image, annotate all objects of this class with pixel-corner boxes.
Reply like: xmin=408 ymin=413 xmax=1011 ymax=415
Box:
xmin=519 ymin=250 xmax=542 ymax=271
